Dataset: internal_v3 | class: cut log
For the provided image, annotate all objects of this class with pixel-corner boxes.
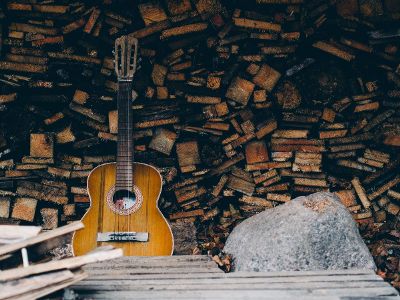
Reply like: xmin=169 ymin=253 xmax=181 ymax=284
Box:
xmin=225 ymin=77 xmax=255 ymax=106
xmin=11 ymin=198 xmax=37 ymax=222
xmin=253 ymin=64 xmax=281 ymax=91
xmin=30 ymin=134 xmax=54 ymax=158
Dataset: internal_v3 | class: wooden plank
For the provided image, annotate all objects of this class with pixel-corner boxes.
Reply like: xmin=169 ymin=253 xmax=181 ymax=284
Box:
xmin=0 ymin=248 xmax=122 ymax=281
xmin=86 ymin=265 xmax=376 ymax=276
xmin=0 ymin=225 xmax=41 ymax=244
xmin=0 ymin=269 xmax=75 ymax=299
xmin=160 ymin=23 xmax=208 ymax=39
xmin=369 ymin=176 xmax=400 ymax=200
xmin=70 ymin=288 xmax=399 ymax=299
xmin=233 ymin=18 xmax=281 ymax=32
xmin=67 ymin=296 xmax=400 ymax=300
xmin=0 ymin=61 xmax=48 ymax=73
xmin=0 ymin=221 xmax=83 ymax=256
xmin=17 ymin=271 xmax=88 ymax=300
xmin=86 ymin=255 xmax=214 ymax=263
xmin=87 ymin=255 xmax=212 ymax=262
xmin=86 ymin=266 xmax=223 ymax=275
xmin=75 ymin=274 xmax=383 ymax=285
xmin=86 ymin=257 xmax=218 ymax=268
xmin=84 ymin=264 xmax=221 ymax=274
xmin=351 ymin=177 xmax=371 ymax=209
xmin=72 ymin=277 xmax=388 ymax=291
xmin=129 ymin=20 xmax=171 ymax=39
xmin=74 ymin=280 xmax=390 ymax=291
xmin=313 ymin=41 xmax=355 ymax=61
xmin=79 ymin=272 xmax=383 ymax=281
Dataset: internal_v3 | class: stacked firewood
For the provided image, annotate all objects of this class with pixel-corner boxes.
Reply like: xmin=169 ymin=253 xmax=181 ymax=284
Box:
xmin=0 ymin=0 xmax=400 ymax=286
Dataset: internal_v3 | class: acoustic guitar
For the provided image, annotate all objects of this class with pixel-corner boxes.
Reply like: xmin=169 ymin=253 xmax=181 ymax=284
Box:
xmin=72 ymin=35 xmax=174 ymax=256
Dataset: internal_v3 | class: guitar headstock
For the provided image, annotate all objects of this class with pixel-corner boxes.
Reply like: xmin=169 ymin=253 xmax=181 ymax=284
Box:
xmin=114 ymin=35 xmax=138 ymax=81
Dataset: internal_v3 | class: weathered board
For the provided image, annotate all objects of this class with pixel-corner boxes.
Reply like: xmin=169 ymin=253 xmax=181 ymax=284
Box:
xmin=70 ymin=256 xmax=400 ymax=300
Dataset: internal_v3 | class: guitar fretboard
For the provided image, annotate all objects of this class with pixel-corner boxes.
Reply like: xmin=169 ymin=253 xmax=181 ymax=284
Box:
xmin=116 ymin=80 xmax=133 ymax=191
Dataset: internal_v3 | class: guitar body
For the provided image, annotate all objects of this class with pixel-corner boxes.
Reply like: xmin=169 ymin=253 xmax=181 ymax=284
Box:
xmin=72 ymin=162 xmax=174 ymax=256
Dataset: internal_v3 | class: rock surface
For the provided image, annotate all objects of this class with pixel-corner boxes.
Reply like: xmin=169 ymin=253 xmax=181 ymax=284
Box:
xmin=224 ymin=192 xmax=376 ymax=272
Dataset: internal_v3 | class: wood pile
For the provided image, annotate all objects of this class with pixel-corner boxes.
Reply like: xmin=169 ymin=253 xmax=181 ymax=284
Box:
xmin=0 ymin=0 xmax=399 ymax=288
xmin=0 ymin=221 xmax=123 ymax=299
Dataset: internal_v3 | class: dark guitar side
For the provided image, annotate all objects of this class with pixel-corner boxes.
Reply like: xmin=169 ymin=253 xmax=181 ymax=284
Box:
xmin=72 ymin=162 xmax=174 ymax=256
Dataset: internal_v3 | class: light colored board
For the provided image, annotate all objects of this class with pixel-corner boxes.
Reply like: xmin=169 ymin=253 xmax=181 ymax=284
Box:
xmin=85 ymin=260 xmax=218 ymax=268
xmin=73 ymin=296 xmax=400 ymax=300
xmin=73 ymin=274 xmax=381 ymax=285
xmin=215 ymin=269 xmax=378 ymax=277
xmin=85 ymin=261 xmax=213 ymax=269
xmin=84 ymin=255 xmax=219 ymax=272
xmin=86 ymin=257 xmax=214 ymax=265
xmin=71 ymin=295 xmax=400 ymax=300
xmin=0 ymin=270 xmax=74 ymax=299
xmin=73 ymin=297 xmax=400 ymax=300
xmin=85 ymin=266 xmax=223 ymax=274
xmin=0 ymin=254 xmax=12 ymax=262
xmin=72 ymin=280 xmax=390 ymax=291
xmin=87 ymin=255 xmax=211 ymax=263
xmin=0 ymin=248 xmax=122 ymax=281
xmin=85 ymin=263 xmax=219 ymax=271
xmin=0 ymin=225 xmax=41 ymax=244
xmin=72 ymin=288 xmax=399 ymax=299
xmin=79 ymin=273 xmax=382 ymax=281
xmin=340 ymin=298 xmax=400 ymax=300
xmin=85 ymin=266 xmax=372 ymax=276
xmin=11 ymin=272 xmax=88 ymax=300
xmin=0 ymin=221 xmax=83 ymax=256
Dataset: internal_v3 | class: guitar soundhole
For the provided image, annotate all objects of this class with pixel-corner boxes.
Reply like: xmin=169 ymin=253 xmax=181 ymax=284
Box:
xmin=107 ymin=186 xmax=143 ymax=215
xmin=113 ymin=190 xmax=136 ymax=210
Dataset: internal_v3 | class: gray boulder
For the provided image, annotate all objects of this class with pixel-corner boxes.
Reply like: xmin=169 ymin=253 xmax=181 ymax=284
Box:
xmin=224 ymin=192 xmax=376 ymax=272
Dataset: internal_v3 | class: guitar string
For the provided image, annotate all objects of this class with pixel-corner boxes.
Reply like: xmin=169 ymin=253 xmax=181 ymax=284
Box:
xmin=116 ymin=74 xmax=121 ymax=236
xmin=127 ymin=79 xmax=131 ymax=242
xmin=124 ymin=81 xmax=131 ymax=242
xmin=123 ymin=82 xmax=128 ymax=235
xmin=115 ymin=64 xmax=119 ymax=237
xmin=121 ymin=80 xmax=126 ymax=235
xmin=128 ymin=43 xmax=136 ymax=247
xmin=132 ymin=45 xmax=137 ymax=249
xmin=131 ymin=45 xmax=137 ymax=250
xmin=123 ymin=58 xmax=128 ymax=236
xmin=116 ymin=55 xmax=121 ymax=237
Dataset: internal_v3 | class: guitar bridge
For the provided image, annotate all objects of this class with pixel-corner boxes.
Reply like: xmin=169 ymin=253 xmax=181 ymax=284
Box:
xmin=97 ymin=232 xmax=149 ymax=242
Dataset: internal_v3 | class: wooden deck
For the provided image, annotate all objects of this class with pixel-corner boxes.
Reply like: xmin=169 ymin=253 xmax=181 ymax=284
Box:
xmin=71 ymin=255 xmax=400 ymax=300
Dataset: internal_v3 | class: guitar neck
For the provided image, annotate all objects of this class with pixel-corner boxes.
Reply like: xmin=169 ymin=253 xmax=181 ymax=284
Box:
xmin=116 ymin=80 xmax=133 ymax=191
